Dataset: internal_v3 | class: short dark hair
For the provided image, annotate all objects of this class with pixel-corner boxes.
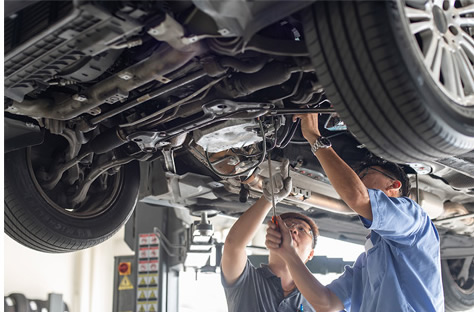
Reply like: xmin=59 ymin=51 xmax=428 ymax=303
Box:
xmin=280 ymin=212 xmax=319 ymax=248
xmin=355 ymin=157 xmax=411 ymax=197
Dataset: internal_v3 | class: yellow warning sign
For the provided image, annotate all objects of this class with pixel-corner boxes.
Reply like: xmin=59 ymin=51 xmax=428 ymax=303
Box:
xmin=149 ymin=276 xmax=157 ymax=285
xmin=138 ymin=291 xmax=146 ymax=300
xmin=138 ymin=277 xmax=147 ymax=286
xmin=118 ymin=276 xmax=134 ymax=290
xmin=149 ymin=290 xmax=157 ymax=300
xmin=138 ymin=304 xmax=146 ymax=312
xmin=149 ymin=304 xmax=156 ymax=312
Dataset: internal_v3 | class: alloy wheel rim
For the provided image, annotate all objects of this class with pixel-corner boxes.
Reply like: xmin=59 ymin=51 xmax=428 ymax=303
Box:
xmin=448 ymin=257 xmax=474 ymax=293
xmin=404 ymin=0 xmax=474 ymax=106
xmin=27 ymin=147 xmax=123 ymax=219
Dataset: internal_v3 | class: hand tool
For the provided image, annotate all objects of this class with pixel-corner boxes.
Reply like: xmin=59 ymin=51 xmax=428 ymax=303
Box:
xmin=267 ymin=151 xmax=277 ymax=225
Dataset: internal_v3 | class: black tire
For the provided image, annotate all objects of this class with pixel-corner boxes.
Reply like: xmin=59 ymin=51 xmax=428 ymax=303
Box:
xmin=4 ymin=296 xmax=18 ymax=312
xmin=4 ymin=148 xmax=140 ymax=253
xmin=303 ymin=1 xmax=474 ymax=163
xmin=27 ymin=300 xmax=38 ymax=312
xmin=442 ymin=258 xmax=474 ymax=312
xmin=7 ymin=293 xmax=29 ymax=312
xmin=32 ymin=300 xmax=48 ymax=312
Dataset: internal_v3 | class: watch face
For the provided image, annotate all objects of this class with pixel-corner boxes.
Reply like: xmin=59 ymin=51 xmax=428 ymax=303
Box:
xmin=320 ymin=137 xmax=331 ymax=147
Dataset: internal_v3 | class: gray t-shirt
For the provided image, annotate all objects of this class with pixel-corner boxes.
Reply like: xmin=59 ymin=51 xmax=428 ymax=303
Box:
xmin=221 ymin=259 xmax=316 ymax=312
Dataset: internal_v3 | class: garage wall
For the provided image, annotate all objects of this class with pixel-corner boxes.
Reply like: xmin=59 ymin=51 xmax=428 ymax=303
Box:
xmin=4 ymin=227 xmax=134 ymax=312
xmin=4 ymin=235 xmax=76 ymax=306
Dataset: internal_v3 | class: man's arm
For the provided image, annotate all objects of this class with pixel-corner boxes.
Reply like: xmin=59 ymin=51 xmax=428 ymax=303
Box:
xmin=221 ymin=196 xmax=272 ymax=285
xmin=222 ymin=159 xmax=292 ymax=285
xmin=293 ymin=114 xmax=373 ymax=220
xmin=266 ymin=217 xmax=345 ymax=312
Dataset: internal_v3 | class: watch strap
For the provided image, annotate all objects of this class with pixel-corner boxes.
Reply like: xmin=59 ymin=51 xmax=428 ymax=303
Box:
xmin=310 ymin=137 xmax=331 ymax=154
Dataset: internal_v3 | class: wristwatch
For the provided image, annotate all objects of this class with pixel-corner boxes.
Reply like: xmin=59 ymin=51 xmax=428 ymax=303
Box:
xmin=310 ymin=136 xmax=331 ymax=154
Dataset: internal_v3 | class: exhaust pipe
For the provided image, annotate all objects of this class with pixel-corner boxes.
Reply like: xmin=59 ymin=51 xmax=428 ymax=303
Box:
xmin=241 ymin=171 xmax=354 ymax=215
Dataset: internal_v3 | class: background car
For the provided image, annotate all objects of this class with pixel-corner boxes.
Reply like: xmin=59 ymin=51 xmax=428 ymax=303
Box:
xmin=4 ymin=1 xmax=474 ymax=310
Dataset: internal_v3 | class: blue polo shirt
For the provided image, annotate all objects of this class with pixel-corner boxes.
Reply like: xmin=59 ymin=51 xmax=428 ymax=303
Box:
xmin=327 ymin=189 xmax=444 ymax=311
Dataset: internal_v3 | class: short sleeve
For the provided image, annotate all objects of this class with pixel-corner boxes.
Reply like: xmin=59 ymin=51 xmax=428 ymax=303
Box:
xmin=327 ymin=262 xmax=355 ymax=311
xmin=367 ymin=189 xmax=424 ymax=245
xmin=220 ymin=259 xmax=257 ymax=308
xmin=221 ymin=258 xmax=254 ymax=289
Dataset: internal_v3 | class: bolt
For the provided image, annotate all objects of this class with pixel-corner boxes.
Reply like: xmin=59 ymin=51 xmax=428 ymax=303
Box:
xmin=73 ymin=94 xmax=88 ymax=102
xmin=118 ymin=72 xmax=133 ymax=80
xmin=88 ymin=108 xmax=101 ymax=115
xmin=156 ymin=76 xmax=171 ymax=84
xmin=218 ymin=28 xmax=230 ymax=36
xmin=148 ymin=27 xmax=164 ymax=35
xmin=184 ymin=35 xmax=199 ymax=43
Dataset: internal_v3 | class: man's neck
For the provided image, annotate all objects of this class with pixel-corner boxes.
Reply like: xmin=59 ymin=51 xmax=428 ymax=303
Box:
xmin=268 ymin=258 xmax=293 ymax=285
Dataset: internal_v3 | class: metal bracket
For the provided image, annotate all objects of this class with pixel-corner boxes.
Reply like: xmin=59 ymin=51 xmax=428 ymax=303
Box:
xmin=292 ymin=186 xmax=311 ymax=200
xmin=162 ymin=147 xmax=177 ymax=173
xmin=127 ymin=131 xmax=169 ymax=152
xmin=440 ymin=233 xmax=474 ymax=259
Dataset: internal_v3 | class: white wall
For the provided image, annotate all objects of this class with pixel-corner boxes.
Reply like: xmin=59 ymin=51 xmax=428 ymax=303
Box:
xmin=4 ymin=227 xmax=134 ymax=312
xmin=4 ymin=235 xmax=77 ymax=306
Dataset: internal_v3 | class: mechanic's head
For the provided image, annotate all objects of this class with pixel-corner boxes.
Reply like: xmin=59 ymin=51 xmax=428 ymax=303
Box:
xmin=355 ymin=158 xmax=410 ymax=197
xmin=277 ymin=212 xmax=318 ymax=263
xmin=280 ymin=212 xmax=319 ymax=249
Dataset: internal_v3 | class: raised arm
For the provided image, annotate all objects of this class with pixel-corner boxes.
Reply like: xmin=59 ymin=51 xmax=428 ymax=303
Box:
xmin=293 ymin=114 xmax=373 ymax=220
xmin=221 ymin=160 xmax=292 ymax=285
xmin=221 ymin=196 xmax=272 ymax=285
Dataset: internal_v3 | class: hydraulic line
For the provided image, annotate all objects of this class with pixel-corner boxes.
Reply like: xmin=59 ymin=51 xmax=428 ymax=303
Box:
xmin=119 ymin=76 xmax=225 ymax=128
xmin=278 ymin=118 xmax=300 ymax=149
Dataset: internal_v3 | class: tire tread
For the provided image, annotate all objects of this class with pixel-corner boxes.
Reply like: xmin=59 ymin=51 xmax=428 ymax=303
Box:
xmin=303 ymin=1 xmax=474 ymax=163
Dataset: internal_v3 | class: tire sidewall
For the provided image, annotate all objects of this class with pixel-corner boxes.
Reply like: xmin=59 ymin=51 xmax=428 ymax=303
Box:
xmin=386 ymin=0 xmax=474 ymax=137
xmin=4 ymin=148 xmax=140 ymax=247
xmin=441 ymin=259 xmax=474 ymax=310
xmin=303 ymin=1 xmax=474 ymax=162
xmin=8 ymin=294 xmax=29 ymax=312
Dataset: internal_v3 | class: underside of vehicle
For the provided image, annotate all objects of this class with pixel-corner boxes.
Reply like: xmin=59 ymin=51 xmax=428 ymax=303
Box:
xmin=4 ymin=0 xmax=474 ymax=310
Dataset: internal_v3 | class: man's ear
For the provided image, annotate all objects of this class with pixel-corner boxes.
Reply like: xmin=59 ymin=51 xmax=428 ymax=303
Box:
xmin=392 ymin=180 xmax=401 ymax=190
xmin=387 ymin=180 xmax=402 ymax=197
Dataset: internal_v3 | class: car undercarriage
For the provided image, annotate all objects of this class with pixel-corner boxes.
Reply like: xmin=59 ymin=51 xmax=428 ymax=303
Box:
xmin=4 ymin=1 xmax=474 ymax=310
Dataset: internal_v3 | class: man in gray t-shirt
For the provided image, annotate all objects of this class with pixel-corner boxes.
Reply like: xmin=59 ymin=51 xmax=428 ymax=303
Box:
xmin=220 ymin=159 xmax=319 ymax=312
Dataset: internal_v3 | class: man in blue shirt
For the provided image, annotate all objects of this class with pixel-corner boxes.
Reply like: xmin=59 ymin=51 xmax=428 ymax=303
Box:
xmin=266 ymin=113 xmax=444 ymax=311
